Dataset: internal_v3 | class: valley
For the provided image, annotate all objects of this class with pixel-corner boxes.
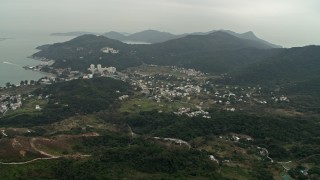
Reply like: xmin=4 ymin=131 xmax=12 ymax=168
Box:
xmin=0 ymin=63 xmax=319 ymax=179
xmin=0 ymin=31 xmax=320 ymax=179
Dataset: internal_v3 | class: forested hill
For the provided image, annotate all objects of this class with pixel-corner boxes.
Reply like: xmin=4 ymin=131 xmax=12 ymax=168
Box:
xmin=34 ymin=32 xmax=320 ymax=86
xmin=33 ymin=31 xmax=280 ymax=73
xmin=218 ymin=30 xmax=281 ymax=48
xmin=0 ymin=78 xmax=131 ymax=127
xmin=117 ymin=30 xmax=180 ymax=44
xmin=144 ymin=31 xmax=276 ymax=52
xmin=53 ymin=29 xmax=281 ymax=47
xmin=231 ymin=45 xmax=320 ymax=85
xmin=33 ymin=35 xmax=142 ymax=71
xmin=132 ymin=31 xmax=282 ymax=73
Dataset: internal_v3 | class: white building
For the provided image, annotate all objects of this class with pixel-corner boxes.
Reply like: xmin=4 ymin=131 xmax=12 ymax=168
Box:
xmin=88 ymin=64 xmax=117 ymax=74
xmin=35 ymin=105 xmax=41 ymax=110
xmin=89 ymin=64 xmax=95 ymax=73
xmin=101 ymin=47 xmax=119 ymax=54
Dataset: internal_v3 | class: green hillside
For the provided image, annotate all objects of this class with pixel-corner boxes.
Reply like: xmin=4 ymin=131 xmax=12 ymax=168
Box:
xmin=33 ymin=35 xmax=142 ymax=71
xmin=0 ymin=78 xmax=131 ymax=127
xmin=33 ymin=31 xmax=279 ymax=74
xmin=232 ymin=46 xmax=320 ymax=85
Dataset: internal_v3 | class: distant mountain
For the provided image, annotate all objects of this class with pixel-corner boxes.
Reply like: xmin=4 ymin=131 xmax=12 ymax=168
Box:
xmin=102 ymin=29 xmax=281 ymax=48
xmin=51 ymin=29 xmax=281 ymax=48
xmin=187 ymin=30 xmax=281 ymax=48
xmin=220 ymin=30 xmax=281 ymax=48
xmin=33 ymin=31 xmax=281 ymax=74
xmin=132 ymin=31 xmax=281 ymax=73
xmin=102 ymin=30 xmax=181 ymax=43
xmin=150 ymin=31 xmax=275 ymax=51
xmin=103 ymin=31 xmax=127 ymax=41
xmin=51 ymin=31 xmax=98 ymax=36
xmin=126 ymin=30 xmax=181 ymax=43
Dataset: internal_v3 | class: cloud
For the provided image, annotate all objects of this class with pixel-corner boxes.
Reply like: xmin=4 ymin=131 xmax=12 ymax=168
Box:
xmin=0 ymin=0 xmax=320 ymax=47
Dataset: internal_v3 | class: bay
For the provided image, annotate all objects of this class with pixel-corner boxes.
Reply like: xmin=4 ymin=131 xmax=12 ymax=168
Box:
xmin=0 ymin=31 xmax=74 ymax=87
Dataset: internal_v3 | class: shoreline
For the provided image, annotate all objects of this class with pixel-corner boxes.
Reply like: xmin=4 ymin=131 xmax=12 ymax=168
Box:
xmin=26 ymin=56 xmax=57 ymax=76
xmin=0 ymin=33 xmax=74 ymax=88
xmin=0 ymin=57 xmax=56 ymax=88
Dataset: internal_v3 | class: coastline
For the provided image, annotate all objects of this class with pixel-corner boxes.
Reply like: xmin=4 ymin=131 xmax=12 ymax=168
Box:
xmin=0 ymin=32 xmax=74 ymax=87
xmin=23 ymin=56 xmax=57 ymax=77
xmin=0 ymin=57 xmax=56 ymax=88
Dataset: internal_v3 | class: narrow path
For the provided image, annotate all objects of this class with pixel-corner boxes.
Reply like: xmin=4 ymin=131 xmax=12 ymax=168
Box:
xmin=30 ymin=138 xmax=58 ymax=158
xmin=257 ymin=146 xmax=274 ymax=162
xmin=0 ymin=157 xmax=60 ymax=165
xmin=0 ymin=137 xmax=91 ymax=165
xmin=127 ymin=124 xmax=136 ymax=137
xmin=277 ymin=161 xmax=291 ymax=171
xmin=153 ymin=137 xmax=191 ymax=149
xmin=1 ymin=130 xmax=8 ymax=137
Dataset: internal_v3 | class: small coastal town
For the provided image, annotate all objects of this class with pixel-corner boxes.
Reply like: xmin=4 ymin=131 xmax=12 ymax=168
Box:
xmin=1 ymin=60 xmax=291 ymax=117
xmin=0 ymin=51 xmax=306 ymax=180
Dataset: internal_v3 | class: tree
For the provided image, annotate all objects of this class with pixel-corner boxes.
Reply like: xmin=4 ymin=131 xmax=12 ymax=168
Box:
xmin=20 ymin=81 xmax=25 ymax=86
xmin=5 ymin=82 xmax=11 ymax=88
xmin=13 ymin=98 xmax=18 ymax=104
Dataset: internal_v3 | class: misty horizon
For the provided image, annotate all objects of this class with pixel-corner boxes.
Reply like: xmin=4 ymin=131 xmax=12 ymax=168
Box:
xmin=1 ymin=0 xmax=320 ymax=48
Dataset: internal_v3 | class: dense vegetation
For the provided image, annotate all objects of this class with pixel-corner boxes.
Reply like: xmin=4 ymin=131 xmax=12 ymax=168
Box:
xmin=33 ymin=32 xmax=280 ymax=74
xmin=33 ymin=35 xmax=142 ymax=71
xmin=1 ymin=109 xmax=319 ymax=179
xmin=0 ymin=133 xmax=220 ymax=179
xmin=121 ymin=111 xmax=317 ymax=141
xmin=34 ymin=32 xmax=320 ymax=90
xmin=110 ymin=110 xmax=320 ymax=161
xmin=0 ymin=78 xmax=131 ymax=127
xmin=3 ymin=30 xmax=320 ymax=178
xmin=232 ymin=45 xmax=320 ymax=85
xmin=1 ymin=77 xmax=320 ymax=179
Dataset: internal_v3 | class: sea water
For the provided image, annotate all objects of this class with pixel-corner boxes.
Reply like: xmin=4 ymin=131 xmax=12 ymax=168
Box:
xmin=0 ymin=30 xmax=74 ymax=87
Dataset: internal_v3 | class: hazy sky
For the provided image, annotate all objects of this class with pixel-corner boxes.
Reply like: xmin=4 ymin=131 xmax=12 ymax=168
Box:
xmin=1 ymin=0 xmax=320 ymax=47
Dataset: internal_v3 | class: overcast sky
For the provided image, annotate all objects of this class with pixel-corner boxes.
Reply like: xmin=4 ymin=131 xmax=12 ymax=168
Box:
xmin=1 ymin=0 xmax=320 ymax=47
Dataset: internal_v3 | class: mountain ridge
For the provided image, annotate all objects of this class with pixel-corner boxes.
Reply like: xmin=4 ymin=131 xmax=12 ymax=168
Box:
xmin=35 ymin=32 xmax=320 ymax=86
xmin=51 ymin=29 xmax=281 ymax=48
xmin=34 ymin=31 xmax=280 ymax=74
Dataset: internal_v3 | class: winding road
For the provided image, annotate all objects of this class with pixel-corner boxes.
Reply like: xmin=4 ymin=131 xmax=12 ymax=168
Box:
xmin=30 ymin=138 xmax=58 ymax=158
xmin=0 ymin=137 xmax=91 ymax=165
